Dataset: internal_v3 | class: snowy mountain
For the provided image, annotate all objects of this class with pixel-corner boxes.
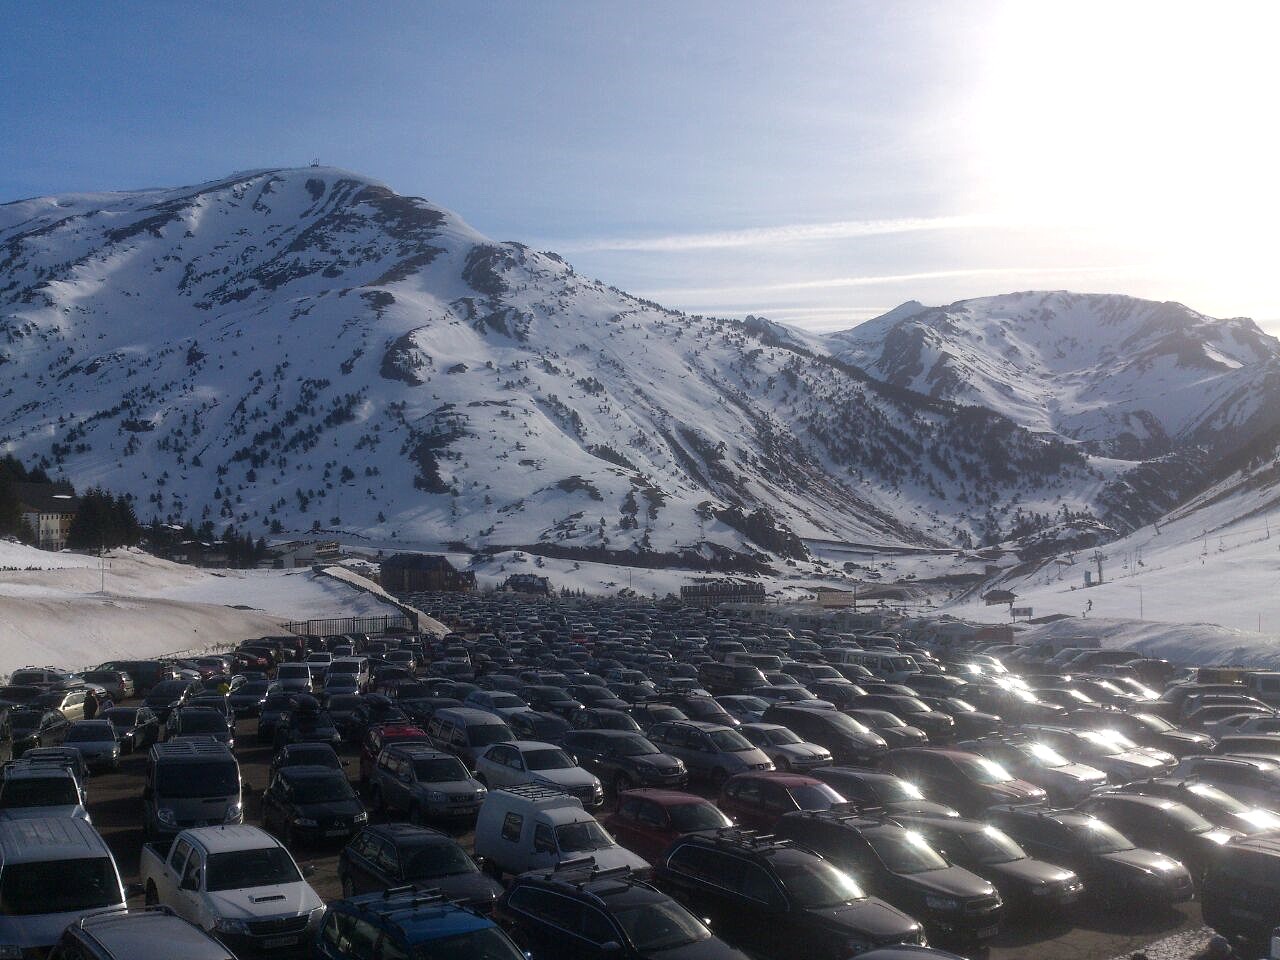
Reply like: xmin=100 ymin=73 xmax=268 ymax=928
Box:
xmin=827 ymin=292 xmax=1280 ymax=462
xmin=0 ymin=167 xmax=1115 ymax=567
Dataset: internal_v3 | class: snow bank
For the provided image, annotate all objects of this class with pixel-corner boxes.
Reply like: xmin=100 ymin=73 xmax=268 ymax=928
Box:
xmin=1014 ymin=616 xmax=1280 ymax=669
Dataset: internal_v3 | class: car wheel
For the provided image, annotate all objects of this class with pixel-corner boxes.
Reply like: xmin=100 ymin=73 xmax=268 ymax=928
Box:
xmin=144 ymin=881 xmax=158 ymax=906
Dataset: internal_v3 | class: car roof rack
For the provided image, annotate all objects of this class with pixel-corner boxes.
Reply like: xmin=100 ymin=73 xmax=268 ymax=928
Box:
xmin=705 ymin=827 xmax=793 ymax=852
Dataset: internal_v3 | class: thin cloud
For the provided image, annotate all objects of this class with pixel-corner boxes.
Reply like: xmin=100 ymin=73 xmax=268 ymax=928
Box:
xmin=641 ymin=264 xmax=1137 ymax=301
xmin=559 ymin=214 xmax=989 ymax=252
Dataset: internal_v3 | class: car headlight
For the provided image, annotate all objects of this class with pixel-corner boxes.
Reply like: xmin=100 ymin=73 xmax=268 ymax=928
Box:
xmin=924 ymin=895 xmax=960 ymax=911
xmin=307 ymin=906 xmax=326 ymax=927
xmin=213 ymin=917 xmax=250 ymax=934
xmin=294 ymin=816 xmax=319 ymax=827
xmin=157 ymin=807 xmax=177 ymax=825
xmin=354 ymin=812 xmax=369 ymax=823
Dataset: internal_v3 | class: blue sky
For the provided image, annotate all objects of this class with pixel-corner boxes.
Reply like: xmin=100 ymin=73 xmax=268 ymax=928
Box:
xmin=4 ymin=1 xmax=1278 ymax=331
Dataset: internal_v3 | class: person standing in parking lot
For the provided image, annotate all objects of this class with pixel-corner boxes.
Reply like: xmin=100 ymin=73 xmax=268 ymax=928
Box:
xmin=83 ymin=688 xmax=99 ymax=720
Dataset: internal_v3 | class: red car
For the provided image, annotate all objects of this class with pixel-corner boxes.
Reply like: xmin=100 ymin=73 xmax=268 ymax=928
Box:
xmin=604 ymin=789 xmax=733 ymax=863
xmin=717 ymin=771 xmax=847 ymax=831
xmin=358 ymin=722 xmax=430 ymax=785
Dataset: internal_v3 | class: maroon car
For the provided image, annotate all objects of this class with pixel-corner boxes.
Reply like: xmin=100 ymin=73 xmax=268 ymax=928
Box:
xmin=604 ymin=788 xmax=733 ymax=862
xmin=718 ymin=771 xmax=847 ymax=831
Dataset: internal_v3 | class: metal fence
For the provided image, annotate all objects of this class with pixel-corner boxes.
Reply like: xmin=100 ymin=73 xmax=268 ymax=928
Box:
xmin=282 ymin=613 xmax=418 ymax=637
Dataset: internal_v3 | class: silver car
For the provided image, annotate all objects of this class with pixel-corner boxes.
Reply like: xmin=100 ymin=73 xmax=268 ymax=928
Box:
xmin=64 ymin=720 xmax=122 ymax=771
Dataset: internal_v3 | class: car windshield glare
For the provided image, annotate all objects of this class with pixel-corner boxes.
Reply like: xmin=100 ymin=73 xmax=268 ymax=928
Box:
xmin=789 ymin=783 xmax=845 ymax=810
xmin=867 ymin=829 xmax=949 ymax=874
xmin=612 ymin=736 xmax=659 ymax=757
xmin=415 ymin=757 xmax=469 ymax=782
xmin=613 ymin=900 xmax=711 ymax=952
xmin=1026 ymin=742 xmax=1069 ymax=767
xmin=1074 ymin=818 xmax=1135 ymax=853
xmin=765 ymin=728 xmax=802 ymax=745
xmin=965 ymin=825 xmax=1026 ymax=864
xmin=0 ymin=857 xmax=118 ymax=915
xmin=470 ymin=724 xmax=513 ymax=747
xmin=554 ymin=820 xmax=614 ymax=852
xmin=775 ymin=858 xmax=866 ymax=906
xmin=206 ymin=847 xmax=300 ymax=891
xmin=878 ymin=777 xmax=925 ymax=802
xmin=955 ymin=756 xmax=1014 ymax=784
xmin=156 ymin=762 xmax=239 ymax=798
xmin=667 ymin=802 xmax=732 ymax=832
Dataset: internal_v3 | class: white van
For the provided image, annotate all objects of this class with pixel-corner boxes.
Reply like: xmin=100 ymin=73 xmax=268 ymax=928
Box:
xmin=473 ymin=784 xmax=648 ymax=877
xmin=841 ymin=650 xmax=921 ymax=682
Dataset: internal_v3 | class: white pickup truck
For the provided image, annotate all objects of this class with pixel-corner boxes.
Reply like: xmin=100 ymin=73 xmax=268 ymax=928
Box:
xmin=139 ymin=824 xmax=324 ymax=957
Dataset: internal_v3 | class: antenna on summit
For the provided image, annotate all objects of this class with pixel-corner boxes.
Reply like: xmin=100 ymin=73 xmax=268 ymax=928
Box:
xmin=309 ymin=158 xmax=321 ymax=168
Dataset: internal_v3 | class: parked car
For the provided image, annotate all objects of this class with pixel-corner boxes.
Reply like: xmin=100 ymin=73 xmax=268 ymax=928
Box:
xmin=475 ymin=740 xmax=605 ymax=809
xmin=847 ymin=709 xmax=930 ymax=748
xmin=143 ymin=679 xmax=198 ymax=724
xmin=0 ymin=757 xmax=89 ymax=821
xmin=260 ymin=764 xmax=368 ymax=847
xmin=101 ymin=705 xmax=161 ymax=754
xmin=645 ymin=721 xmax=773 ymax=788
xmin=892 ymin=814 xmax=1083 ymax=915
xmin=338 ymin=822 xmax=503 ymax=907
xmin=759 ymin=705 xmax=888 ymax=765
xmin=142 ymin=739 xmax=243 ymax=841
xmin=140 ymin=825 xmax=323 ymax=957
xmin=0 ymin=817 xmax=128 ymax=956
xmin=809 ymin=767 xmax=961 ymax=819
xmin=562 ymin=729 xmax=688 ymax=793
xmin=989 ymin=807 xmax=1194 ymax=908
xmin=605 ymin=789 xmax=734 ymax=863
xmin=959 ymin=737 xmax=1107 ymax=806
xmin=655 ymin=829 xmax=925 ymax=960
xmin=358 ymin=722 xmax=431 ymax=786
xmin=1113 ymin=776 xmax=1280 ymax=835
xmin=773 ymin=810 xmax=1003 ymax=946
xmin=166 ymin=706 xmax=234 ymax=747
xmin=717 ymin=771 xmax=846 ymax=830
xmin=47 ymin=904 xmax=237 ymax=960
xmin=884 ymin=748 xmax=1047 ymax=816
xmin=1201 ymin=835 xmax=1280 ymax=954
xmin=570 ymin=708 xmax=643 ymax=733
xmin=270 ymin=742 xmax=344 ymax=777
xmin=1077 ymin=792 xmax=1240 ymax=877
xmin=316 ymin=886 xmax=525 ymax=960
xmin=227 ymin=678 xmax=271 ymax=718
xmin=737 ymin=722 xmax=833 ymax=771
xmin=2 ymin=707 xmax=69 ymax=759
xmin=368 ymin=742 xmax=487 ymax=823
xmin=473 ymin=784 xmax=648 ymax=878
xmin=1173 ymin=755 xmax=1280 ymax=809
xmin=498 ymin=858 xmax=751 ymax=960
xmin=63 ymin=719 xmax=122 ymax=770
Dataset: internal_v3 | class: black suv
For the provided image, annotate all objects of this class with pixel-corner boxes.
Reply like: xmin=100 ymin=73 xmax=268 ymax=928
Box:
xmin=260 ymin=763 xmax=368 ymax=847
xmin=498 ymin=861 xmax=749 ymax=960
xmin=989 ymin=807 xmax=1194 ymax=908
xmin=773 ymin=809 xmax=1002 ymax=946
xmin=562 ymin=730 xmax=688 ymax=793
xmin=339 ymin=822 xmax=503 ymax=909
xmin=519 ymin=685 xmax=584 ymax=719
xmin=654 ymin=830 xmax=925 ymax=960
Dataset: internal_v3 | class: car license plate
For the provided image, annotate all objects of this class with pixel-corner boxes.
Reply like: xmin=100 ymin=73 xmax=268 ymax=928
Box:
xmin=976 ymin=925 xmax=999 ymax=940
xmin=325 ymin=827 xmax=349 ymax=836
xmin=263 ymin=936 xmax=299 ymax=949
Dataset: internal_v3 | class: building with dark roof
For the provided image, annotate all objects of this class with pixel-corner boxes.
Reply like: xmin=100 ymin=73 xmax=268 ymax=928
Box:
xmin=14 ymin=482 xmax=78 ymax=551
xmin=380 ymin=553 xmax=477 ymax=593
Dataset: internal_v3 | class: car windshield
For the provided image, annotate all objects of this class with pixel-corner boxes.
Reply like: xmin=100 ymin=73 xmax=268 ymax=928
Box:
xmin=0 ymin=857 xmax=118 ymax=915
xmin=67 ymin=726 xmax=115 ymax=742
xmin=1150 ymin=802 xmax=1215 ymax=833
xmin=963 ymin=826 xmax=1026 ymax=864
xmin=1024 ymin=742 xmax=1069 ymax=767
xmin=867 ymin=829 xmax=950 ymax=874
xmin=762 ymin=728 xmax=802 ymax=746
xmin=1073 ymin=818 xmax=1135 ymax=853
xmin=0 ymin=777 xmax=79 ymax=807
xmin=774 ymin=858 xmax=866 ymax=906
xmin=707 ymin=729 xmax=753 ymax=752
xmin=790 ymin=783 xmax=845 ymax=810
xmin=667 ymin=802 xmax=733 ymax=832
xmin=945 ymin=698 xmax=977 ymax=713
xmin=954 ymin=756 xmax=1015 ymax=784
xmin=402 ymin=842 xmax=478 ymax=879
xmin=1184 ymin=782 xmax=1249 ymax=814
xmin=1133 ymin=713 xmax=1176 ymax=733
xmin=1081 ymin=730 xmax=1138 ymax=752
xmin=206 ymin=847 xmax=300 ymax=891
xmin=875 ymin=777 xmax=925 ymax=802
xmin=156 ymin=762 xmax=239 ymax=798
xmin=613 ymin=900 xmax=711 ymax=951
xmin=470 ymin=724 xmax=514 ymax=747
xmin=490 ymin=695 xmax=525 ymax=708
xmin=730 ymin=697 xmax=769 ymax=712
xmin=414 ymin=757 xmax=470 ymax=782
xmin=103 ymin=708 xmax=137 ymax=726
xmin=413 ymin=926 xmax=524 ymax=960
xmin=611 ymin=736 xmax=659 ymax=757
xmin=292 ymin=776 xmax=356 ymax=803
xmin=555 ymin=820 xmax=615 ymax=852
xmin=524 ymin=748 xmax=574 ymax=771
xmin=179 ymin=712 xmax=226 ymax=733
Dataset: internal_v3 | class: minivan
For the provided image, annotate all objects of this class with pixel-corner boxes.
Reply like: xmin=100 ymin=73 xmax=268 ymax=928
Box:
xmin=143 ymin=740 xmax=243 ymax=840
xmin=427 ymin=707 xmax=515 ymax=768
xmin=49 ymin=906 xmax=235 ymax=960
xmin=0 ymin=818 xmax=127 ymax=956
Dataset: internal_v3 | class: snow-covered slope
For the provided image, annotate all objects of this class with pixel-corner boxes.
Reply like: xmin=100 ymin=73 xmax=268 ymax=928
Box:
xmin=0 ymin=168 xmax=1107 ymax=562
xmin=828 ymin=292 xmax=1280 ymax=460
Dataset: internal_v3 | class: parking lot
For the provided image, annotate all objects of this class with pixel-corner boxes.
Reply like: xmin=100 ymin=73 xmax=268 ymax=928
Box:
xmin=80 ymin=709 xmax=1210 ymax=960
